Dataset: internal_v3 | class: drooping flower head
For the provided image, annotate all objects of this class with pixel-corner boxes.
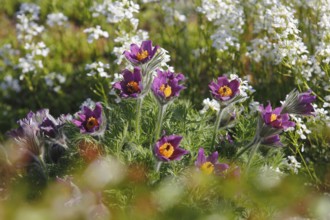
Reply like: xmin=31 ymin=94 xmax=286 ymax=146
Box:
xmin=259 ymin=102 xmax=295 ymax=130
xmin=195 ymin=148 xmax=229 ymax=175
xmin=261 ymin=134 xmax=282 ymax=146
xmin=124 ymin=40 xmax=160 ymax=65
xmin=154 ymin=134 xmax=189 ymax=162
xmin=209 ymin=76 xmax=240 ymax=102
xmin=151 ymin=69 xmax=185 ymax=104
xmin=281 ymin=89 xmax=316 ymax=116
xmin=72 ymin=102 xmax=104 ymax=135
xmin=7 ymin=109 xmax=64 ymax=155
xmin=113 ymin=67 xmax=143 ymax=98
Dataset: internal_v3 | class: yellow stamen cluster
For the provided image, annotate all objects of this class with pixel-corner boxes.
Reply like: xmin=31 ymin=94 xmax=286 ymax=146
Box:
xmin=270 ymin=114 xmax=277 ymax=122
xmin=160 ymin=84 xmax=172 ymax=98
xmin=86 ymin=117 xmax=99 ymax=130
xmin=218 ymin=85 xmax=233 ymax=97
xmin=201 ymin=162 xmax=214 ymax=175
xmin=159 ymin=142 xmax=174 ymax=158
xmin=127 ymin=81 xmax=140 ymax=94
xmin=136 ymin=50 xmax=149 ymax=61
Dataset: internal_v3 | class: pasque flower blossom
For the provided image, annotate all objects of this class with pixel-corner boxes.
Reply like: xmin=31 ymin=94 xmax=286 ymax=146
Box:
xmin=281 ymin=90 xmax=316 ymax=116
xmin=154 ymin=134 xmax=189 ymax=162
xmin=124 ymin=40 xmax=159 ymax=65
xmin=259 ymin=103 xmax=295 ymax=130
xmin=151 ymin=69 xmax=185 ymax=104
xmin=209 ymin=76 xmax=240 ymax=102
xmin=72 ymin=102 xmax=104 ymax=135
xmin=195 ymin=148 xmax=229 ymax=175
xmin=113 ymin=67 xmax=143 ymax=98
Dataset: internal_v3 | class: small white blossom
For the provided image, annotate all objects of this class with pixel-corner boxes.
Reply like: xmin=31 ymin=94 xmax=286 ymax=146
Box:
xmin=0 ymin=75 xmax=21 ymax=92
xmin=83 ymin=26 xmax=109 ymax=43
xmin=46 ymin=12 xmax=68 ymax=27
xmin=284 ymin=155 xmax=301 ymax=174
xmin=90 ymin=0 xmax=140 ymax=28
xmin=85 ymin=61 xmax=110 ymax=78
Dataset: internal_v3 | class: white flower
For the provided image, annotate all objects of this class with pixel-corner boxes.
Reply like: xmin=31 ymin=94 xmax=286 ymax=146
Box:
xmin=46 ymin=12 xmax=68 ymax=27
xmin=90 ymin=0 xmax=140 ymax=28
xmin=83 ymin=26 xmax=109 ymax=43
xmin=200 ymin=98 xmax=220 ymax=114
xmin=285 ymin=155 xmax=301 ymax=174
xmin=0 ymin=75 xmax=21 ymax=92
xmin=289 ymin=115 xmax=311 ymax=140
xmin=85 ymin=61 xmax=110 ymax=78
xmin=18 ymin=54 xmax=43 ymax=75
xmin=24 ymin=42 xmax=49 ymax=57
xmin=197 ymin=0 xmax=245 ymax=54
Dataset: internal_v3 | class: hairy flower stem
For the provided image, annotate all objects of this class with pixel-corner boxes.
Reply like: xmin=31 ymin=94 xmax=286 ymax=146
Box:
xmin=155 ymin=161 xmax=163 ymax=172
xmin=135 ymin=96 xmax=144 ymax=140
xmin=234 ymin=136 xmax=260 ymax=160
xmin=154 ymin=103 xmax=168 ymax=144
xmin=246 ymin=141 xmax=261 ymax=172
xmin=211 ymin=106 xmax=224 ymax=149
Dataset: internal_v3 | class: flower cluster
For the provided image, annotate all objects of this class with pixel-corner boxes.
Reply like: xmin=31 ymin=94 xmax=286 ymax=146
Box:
xmin=83 ymin=26 xmax=109 ymax=44
xmin=197 ymin=0 xmax=245 ymax=54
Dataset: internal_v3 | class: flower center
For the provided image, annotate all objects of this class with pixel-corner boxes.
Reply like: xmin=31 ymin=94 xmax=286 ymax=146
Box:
xmin=270 ymin=113 xmax=278 ymax=122
xmin=86 ymin=117 xmax=99 ymax=131
xmin=126 ymin=81 xmax=140 ymax=94
xmin=160 ymin=84 xmax=172 ymax=98
xmin=201 ymin=162 xmax=214 ymax=175
xmin=159 ymin=142 xmax=174 ymax=158
xmin=218 ymin=85 xmax=232 ymax=97
xmin=136 ymin=50 xmax=149 ymax=61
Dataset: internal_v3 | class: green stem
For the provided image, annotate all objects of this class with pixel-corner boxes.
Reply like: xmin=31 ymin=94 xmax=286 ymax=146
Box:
xmin=211 ymin=106 xmax=223 ymax=149
xmin=296 ymin=146 xmax=315 ymax=181
xmin=136 ymin=97 xmax=144 ymax=139
xmin=234 ymin=137 xmax=258 ymax=160
xmin=246 ymin=141 xmax=261 ymax=172
xmin=154 ymin=103 xmax=168 ymax=144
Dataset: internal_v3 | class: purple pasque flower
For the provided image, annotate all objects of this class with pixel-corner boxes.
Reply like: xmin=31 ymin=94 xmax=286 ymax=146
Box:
xmin=209 ymin=76 xmax=240 ymax=102
xmin=261 ymin=134 xmax=282 ymax=146
xmin=154 ymin=134 xmax=189 ymax=162
xmin=259 ymin=102 xmax=295 ymax=130
xmin=151 ymin=69 xmax=185 ymax=104
xmin=72 ymin=102 xmax=103 ymax=134
xmin=195 ymin=148 xmax=229 ymax=175
xmin=124 ymin=40 xmax=160 ymax=65
xmin=113 ymin=67 xmax=143 ymax=98
xmin=281 ymin=89 xmax=316 ymax=116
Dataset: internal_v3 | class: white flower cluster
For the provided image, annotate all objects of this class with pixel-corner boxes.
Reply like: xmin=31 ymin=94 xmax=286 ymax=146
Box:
xmin=248 ymin=1 xmax=308 ymax=65
xmin=90 ymin=0 xmax=139 ymax=29
xmin=311 ymin=104 xmax=330 ymax=122
xmin=113 ymin=30 xmax=149 ymax=65
xmin=288 ymin=115 xmax=311 ymax=140
xmin=83 ymin=26 xmax=109 ymax=43
xmin=0 ymin=75 xmax=21 ymax=93
xmin=197 ymin=0 xmax=245 ymax=53
xmin=0 ymin=44 xmax=19 ymax=69
xmin=85 ymin=61 xmax=110 ymax=78
xmin=44 ymin=72 xmax=66 ymax=92
xmin=200 ymin=98 xmax=220 ymax=114
xmin=157 ymin=0 xmax=187 ymax=26
xmin=18 ymin=42 xmax=49 ymax=76
xmin=16 ymin=3 xmax=44 ymax=42
xmin=15 ymin=3 xmax=49 ymax=78
xmin=284 ymin=155 xmax=301 ymax=174
xmin=257 ymin=165 xmax=284 ymax=189
xmin=315 ymin=2 xmax=330 ymax=64
xmin=46 ymin=13 xmax=68 ymax=27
